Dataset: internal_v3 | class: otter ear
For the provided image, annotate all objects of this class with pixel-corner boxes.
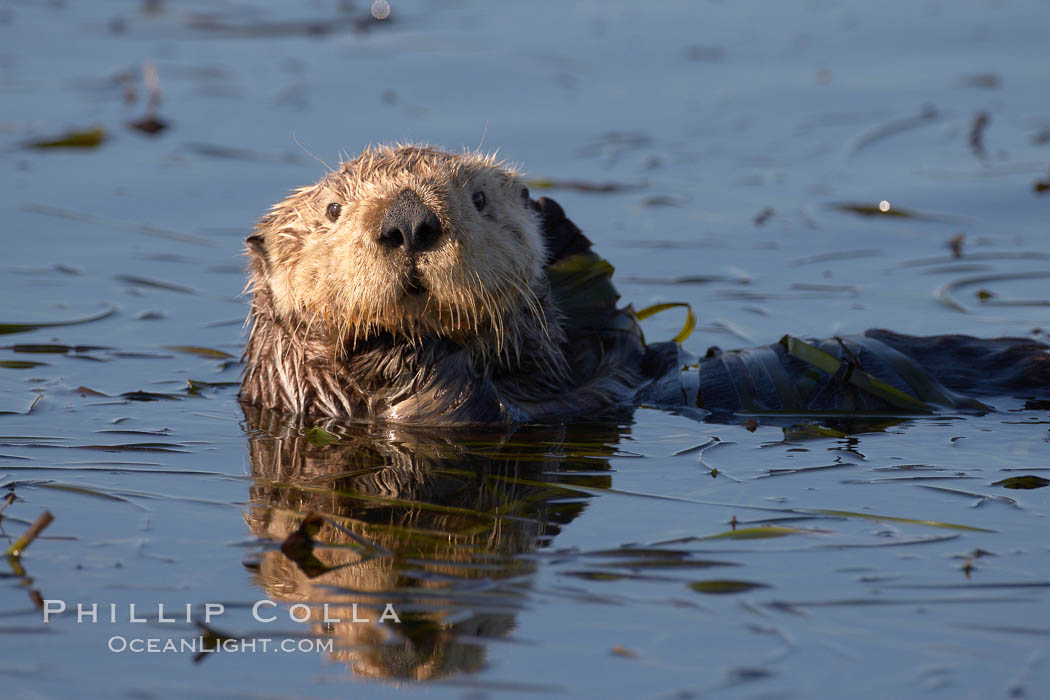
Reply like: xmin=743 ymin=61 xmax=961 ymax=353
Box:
xmin=246 ymin=233 xmax=267 ymax=259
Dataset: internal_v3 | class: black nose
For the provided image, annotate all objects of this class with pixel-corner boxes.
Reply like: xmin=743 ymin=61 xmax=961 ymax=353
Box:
xmin=379 ymin=189 xmax=442 ymax=255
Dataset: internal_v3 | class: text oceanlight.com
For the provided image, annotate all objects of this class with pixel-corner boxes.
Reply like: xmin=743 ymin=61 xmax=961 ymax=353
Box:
xmin=107 ymin=637 xmax=335 ymax=654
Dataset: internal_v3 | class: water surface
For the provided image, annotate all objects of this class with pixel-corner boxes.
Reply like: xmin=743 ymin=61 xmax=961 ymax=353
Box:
xmin=2 ymin=1 xmax=1049 ymax=698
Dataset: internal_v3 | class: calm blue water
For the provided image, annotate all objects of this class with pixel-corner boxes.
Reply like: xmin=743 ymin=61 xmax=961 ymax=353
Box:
xmin=1 ymin=1 xmax=1049 ymax=698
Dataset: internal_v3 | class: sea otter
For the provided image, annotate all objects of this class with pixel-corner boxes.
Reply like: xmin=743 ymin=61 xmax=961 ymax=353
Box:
xmin=241 ymin=144 xmax=1050 ymax=423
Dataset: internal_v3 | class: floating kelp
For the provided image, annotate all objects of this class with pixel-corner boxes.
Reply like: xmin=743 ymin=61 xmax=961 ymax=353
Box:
xmin=128 ymin=115 xmax=168 ymax=135
xmin=753 ymin=206 xmax=774 ymax=225
xmin=699 ymin=526 xmax=813 ymax=540
xmin=0 ymin=361 xmax=46 ymax=369
xmin=72 ymin=442 xmax=190 ymax=453
xmin=622 ymin=272 xmax=750 ymax=286
xmin=5 ymin=510 xmax=54 ymax=557
xmin=24 ymin=127 xmax=106 ymax=149
xmin=688 ymin=579 xmax=770 ymax=594
xmin=757 ymin=462 xmax=857 ymax=479
xmin=969 ymin=110 xmax=990 ymax=159
xmin=528 ymin=178 xmax=643 ymax=194
xmin=185 ymin=380 xmax=239 ymax=396
xmin=990 ymin=476 xmax=1049 ymax=490
xmin=581 ymin=552 xmax=738 ymax=571
xmin=633 ymin=302 xmax=696 ymax=343
xmin=186 ymin=13 xmax=385 ymax=39
xmin=696 ymin=333 xmax=992 ymax=415
xmin=0 ymin=307 xmax=116 ymax=336
xmin=849 ymin=105 xmax=938 ymax=155
xmin=805 ymin=509 xmax=992 ymax=532
xmin=639 ymin=194 xmax=684 ymax=208
xmin=828 ymin=201 xmax=962 ymax=222
xmin=1 ymin=344 xmax=111 ymax=354
xmin=610 ymin=645 xmax=641 ymax=658
xmin=9 ymin=480 xmax=149 ymax=510
xmin=120 ymin=391 xmax=182 ymax=402
xmin=164 ymin=345 xmax=235 ymax=359
xmin=561 ymin=570 xmax=664 ymax=582
xmin=116 ymin=275 xmax=196 ymax=294
xmin=1035 ymin=166 xmax=1050 ymax=194
xmin=783 ymin=336 xmax=933 ymax=412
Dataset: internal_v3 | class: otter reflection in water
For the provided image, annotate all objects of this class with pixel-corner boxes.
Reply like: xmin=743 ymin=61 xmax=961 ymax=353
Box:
xmin=242 ymin=404 xmax=624 ymax=680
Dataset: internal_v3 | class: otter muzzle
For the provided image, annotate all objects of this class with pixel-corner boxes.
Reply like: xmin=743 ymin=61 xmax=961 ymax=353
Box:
xmin=379 ymin=189 xmax=442 ymax=256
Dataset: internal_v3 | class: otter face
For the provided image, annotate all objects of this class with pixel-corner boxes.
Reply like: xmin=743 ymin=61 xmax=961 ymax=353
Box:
xmin=247 ymin=145 xmax=548 ymax=351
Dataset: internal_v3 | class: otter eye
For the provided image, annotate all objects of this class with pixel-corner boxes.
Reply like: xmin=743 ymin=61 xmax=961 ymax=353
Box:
xmin=520 ymin=186 xmax=530 ymax=205
xmin=326 ymin=202 xmax=342 ymax=222
xmin=471 ymin=191 xmax=486 ymax=212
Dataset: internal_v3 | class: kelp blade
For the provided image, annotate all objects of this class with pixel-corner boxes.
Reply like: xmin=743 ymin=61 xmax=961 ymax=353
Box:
xmin=633 ymin=302 xmax=697 ymax=343
xmin=780 ymin=335 xmax=934 ymax=413
xmin=0 ymin=307 xmax=117 ymax=336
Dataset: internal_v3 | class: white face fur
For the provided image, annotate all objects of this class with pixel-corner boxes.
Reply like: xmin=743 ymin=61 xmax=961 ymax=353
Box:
xmin=248 ymin=146 xmax=548 ymax=351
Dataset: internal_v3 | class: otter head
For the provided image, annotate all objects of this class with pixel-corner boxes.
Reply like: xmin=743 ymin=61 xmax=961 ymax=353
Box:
xmin=246 ymin=145 xmax=549 ymax=354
